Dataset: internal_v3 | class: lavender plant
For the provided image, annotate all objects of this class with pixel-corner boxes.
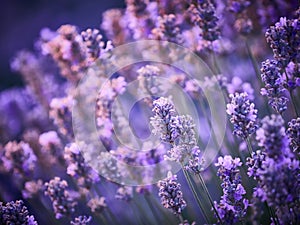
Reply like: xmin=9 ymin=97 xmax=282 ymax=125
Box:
xmin=1 ymin=1 xmax=300 ymax=225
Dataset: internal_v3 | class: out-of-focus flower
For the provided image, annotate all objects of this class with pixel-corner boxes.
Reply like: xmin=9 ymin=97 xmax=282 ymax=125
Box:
xmin=101 ymin=9 xmax=129 ymax=45
xmin=158 ymin=172 xmax=187 ymax=215
xmin=2 ymin=141 xmax=37 ymax=176
xmin=189 ymin=0 xmax=220 ymax=42
xmin=151 ymin=14 xmax=183 ymax=44
xmin=260 ymin=59 xmax=288 ymax=113
xmin=39 ymin=131 xmax=63 ymax=165
xmin=64 ymin=143 xmax=100 ymax=194
xmin=87 ymin=197 xmax=107 ymax=213
xmin=287 ymin=117 xmax=300 ymax=155
xmin=256 ymin=115 xmax=291 ymax=160
xmin=214 ymin=155 xmax=248 ymax=224
xmin=0 ymin=200 xmax=38 ymax=225
xmin=265 ymin=17 xmax=300 ymax=68
xmin=226 ymin=92 xmax=258 ymax=139
xmin=44 ymin=177 xmax=77 ymax=219
xmin=226 ymin=0 xmax=253 ymax=35
xmin=227 ymin=76 xmax=254 ymax=100
xmin=22 ymin=179 xmax=43 ymax=199
xmin=115 ymin=186 xmax=133 ymax=202
xmin=41 ymin=25 xmax=86 ymax=82
xmin=49 ymin=96 xmax=74 ymax=140
xmin=252 ymin=157 xmax=300 ymax=224
xmin=81 ymin=28 xmax=113 ymax=63
xmin=71 ymin=215 xmax=92 ymax=225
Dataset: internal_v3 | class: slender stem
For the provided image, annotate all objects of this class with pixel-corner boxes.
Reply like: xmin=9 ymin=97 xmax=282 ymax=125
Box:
xmin=245 ymin=39 xmax=261 ymax=83
xmin=144 ymin=194 xmax=161 ymax=225
xmin=283 ymin=69 xmax=299 ymax=117
xmin=182 ymin=169 xmax=210 ymax=224
xmin=246 ymin=137 xmax=253 ymax=156
xmin=179 ymin=214 xmax=184 ymax=223
xmin=197 ymin=174 xmax=223 ymax=225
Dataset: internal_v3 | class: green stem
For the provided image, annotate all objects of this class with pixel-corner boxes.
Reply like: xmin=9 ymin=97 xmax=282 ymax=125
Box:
xmin=283 ymin=69 xmax=299 ymax=117
xmin=144 ymin=194 xmax=162 ymax=225
xmin=182 ymin=169 xmax=210 ymax=224
xmin=197 ymin=174 xmax=223 ymax=225
xmin=246 ymin=137 xmax=253 ymax=156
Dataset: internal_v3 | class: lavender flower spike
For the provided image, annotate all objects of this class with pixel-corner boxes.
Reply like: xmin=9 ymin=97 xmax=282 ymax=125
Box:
xmin=0 ymin=200 xmax=38 ymax=225
xmin=150 ymin=97 xmax=178 ymax=143
xmin=214 ymin=156 xmax=249 ymax=225
xmin=256 ymin=114 xmax=291 ymax=160
xmin=226 ymin=92 xmax=258 ymax=139
xmin=44 ymin=177 xmax=77 ymax=219
xmin=287 ymin=117 xmax=300 ymax=155
xmin=260 ymin=59 xmax=288 ymax=114
xmin=71 ymin=216 xmax=92 ymax=225
xmin=158 ymin=171 xmax=187 ymax=215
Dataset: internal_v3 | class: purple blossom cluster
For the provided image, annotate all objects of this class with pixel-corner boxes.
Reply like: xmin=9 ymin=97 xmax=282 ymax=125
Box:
xmin=214 ymin=156 xmax=248 ymax=225
xmin=0 ymin=1 xmax=300 ymax=225
xmin=158 ymin=172 xmax=186 ymax=215
xmin=226 ymin=92 xmax=258 ymax=139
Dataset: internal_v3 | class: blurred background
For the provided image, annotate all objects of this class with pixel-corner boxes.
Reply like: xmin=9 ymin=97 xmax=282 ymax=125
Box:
xmin=0 ymin=0 xmax=125 ymax=91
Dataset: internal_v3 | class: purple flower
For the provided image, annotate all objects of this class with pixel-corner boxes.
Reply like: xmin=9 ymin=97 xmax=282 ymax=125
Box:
xmin=214 ymin=156 xmax=248 ymax=224
xmin=265 ymin=17 xmax=300 ymax=68
xmin=287 ymin=117 xmax=300 ymax=155
xmin=44 ymin=177 xmax=77 ymax=219
xmin=227 ymin=0 xmax=251 ymax=14
xmin=226 ymin=92 xmax=258 ymax=139
xmin=71 ymin=215 xmax=92 ymax=225
xmin=151 ymin=14 xmax=183 ymax=44
xmin=189 ymin=0 xmax=220 ymax=42
xmin=115 ymin=186 xmax=133 ymax=202
xmin=227 ymin=76 xmax=254 ymax=100
xmin=150 ymin=97 xmax=178 ymax=143
xmin=81 ymin=28 xmax=113 ymax=63
xmin=0 ymin=200 xmax=38 ymax=225
xmin=87 ymin=197 xmax=107 ymax=213
xmin=64 ymin=143 xmax=100 ymax=194
xmin=256 ymin=115 xmax=291 ymax=160
xmin=41 ymin=25 xmax=86 ymax=82
xmin=253 ymin=157 xmax=300 ymax=224
xmin=260 ymin=59 xmax=288 ymax=113
xmin=2 ymin=141 xmax=37 ymax=177
xmin=158 ymin=172 xmax=187 ymax=215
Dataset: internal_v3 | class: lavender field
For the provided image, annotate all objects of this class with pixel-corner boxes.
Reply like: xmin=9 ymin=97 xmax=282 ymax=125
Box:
xmin=0 ymin=0 xmax=300 ymax=224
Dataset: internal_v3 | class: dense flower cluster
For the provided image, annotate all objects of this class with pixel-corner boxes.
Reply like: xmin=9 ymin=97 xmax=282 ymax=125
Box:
xmin=260 ymin=59 xmax=288 ymax=113
xmin=64 ymin=143 xmax=100 ymax=194
xmin=226 ymin=92 xmax=258 ymax=139
xmin=287 ymin=117 xmax=300 ymax=155
xmin=189 ymin=0 xmax=220 ymax=42
xmin=44 ymin=177 xmax=77 ymax=219
xmin=256 ymin=115 xmax=290 ymax=160
xmin=2 ymin=141 xmax=37 ymax=176
xmin=214 ymin=156 xmax=248 ymax=225
xmin=158 ymin=172 xmax=187 ymax=215
xmin=1 ymin=1 xmax=300 ymax=225
xmin=265 ymin=17 xmax=300 ymax=68
xmin=0 ymin=200 xmax=38 ymax=225
xmin=247 ymin=115 xmax=300 ymax=224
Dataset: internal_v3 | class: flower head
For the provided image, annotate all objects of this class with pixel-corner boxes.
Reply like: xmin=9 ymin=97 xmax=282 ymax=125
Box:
xmin=287 ymin=117 xmax=300 ymax=155
xmin=260 ymin=59 xmax=288 ymax=113
xmin=0 ymin=200 xmax=38 ymax=225
xmin=158 ymin=172 xmax=187 ymax=215
xmin=44 ymin=177 xmax=77 ymax=219
xmin=226 ymin=92 xmax=258 ymax=139
xmin=215 ymin=156 xmax=248 ymax=224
